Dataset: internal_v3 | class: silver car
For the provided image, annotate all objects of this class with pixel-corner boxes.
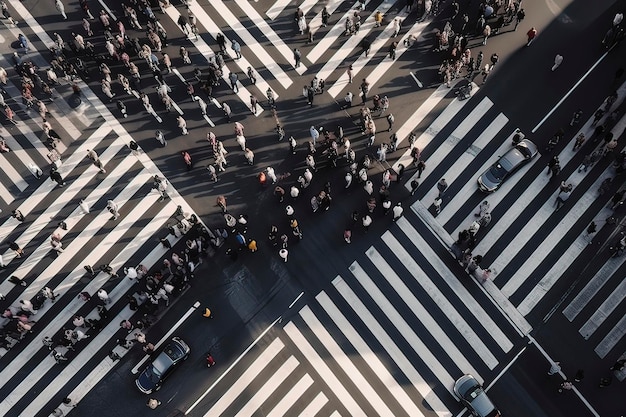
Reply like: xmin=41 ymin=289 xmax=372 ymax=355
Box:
xmin=453 ymin=374 xmax=501 ymax=417
xmin=477 ymin=139 xmax=538 ymax=192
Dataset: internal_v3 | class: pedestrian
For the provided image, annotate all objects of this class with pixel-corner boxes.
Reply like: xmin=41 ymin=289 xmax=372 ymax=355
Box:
xmin=279 ymin=248 xmax=288 ymax=262
xmin=206 ymin=353 xmax=216 ymax=367
xmin=231 ymin=39 xmax=242 ymax=59
xmin=599 ymin=376 xmax=612 ymax=388
xmin=106 ymin=199 xmax=120 ymax=220
xmin=79 ymin=199 xmax=90 ymax=214
xmin=50 ymin=167 xmax=65 ymax=187
xmin=97 ymin=288 xmax=110 ymax=304
xmin=547 ymin=156 xmax=560 ymax=175
xmin=293 ymin=48 xmax=301 ymax=68
xmin=146 ymin=399 xmax=161 ymax=409
xmin=482 ymin=25 xmax=491 ymax=45
xmin=475 ymin=201 xmax=490 ymax=217
xmin=573 ymin=133 xmax=585 ymax=151
xmin=392 ymin=203 xmax=403 ymax=221
xmin=244 ymin=148 xmax=254 ymax=165
xmin=515 ymin=8 xmax=525 ymax=30
xmin=87 ymin=149 xmax=106 ymax=174
xmin=386 ymin=113 xmax=394 ymax=131
xmin=388 ymin=41 xmax=397 ymax=59
xmin=585 ymin=221 xmax=597 ymax=243
xmin=490 ymin=52 xmax=499 ymax=69
xmin=177 ymin=116 xmax=188 ymax=135
xmin=410 ymin=179 xmax=419 ymax=195
xmin=552 ymin=54 xmax=563 ymax=71
xmin=437 ymin=178 xmax=448 ymax=197
xmin=289 ymin=136 xmax=297 ymax=154
xmin=50 ymin=232 xmax=64 ymax=254
xmin=558 ymin=381 xmax=573 ymax=393
xmin=266 ymin=166 xmax=277 ymax=184
xmin=229 ymin=72 xmax=238 ymax=93
xmin=393 ymin=18 xmax=401 ymax=37
xmin=555 ymin=187 xmax=571 ymax=210
xmin=433 ymin=197 xmax=442 ymax=214
xmin=11 ymin=209 xmax=25 ymax=222
xmin=362 ymin=214 xmax=372 ymax=232
xmin=194 ymin=96 xmax=207 ymax=115
xmin=222 ymin=102 xmax=232 ymax=122
xmin=548 ymin=361 xmax=561 ymax=375
xmin=526 ymin=27 xmax=537 ymax=46
xmin=250 ymin=95 xmax=258 ymax=114
xmin=54 ymin=0 xmax=67 ymax=19
xmin=309 ymin=126 xmax=319 ymax=145
xmin=574 ymin=369 xmax=585 ymax=382
xmin=182 ymin=151 xmax=192 ymax=170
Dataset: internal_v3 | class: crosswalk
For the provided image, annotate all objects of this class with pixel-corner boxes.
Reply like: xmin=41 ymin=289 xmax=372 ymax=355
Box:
xmin=187 ymin=77 xmax=626 ymax=415
xmin=191 ymin=208 xmax=523 ymax=417
xmin=0 ymin=7 xmax=206 ymax=417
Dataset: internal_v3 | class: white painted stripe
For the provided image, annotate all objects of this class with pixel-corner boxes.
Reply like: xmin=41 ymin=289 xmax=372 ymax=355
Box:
xmin=266 ymin=0 xmax=292 ymax=20
xmin=307 ymin=0 xmax=345 ymax=37
xmin=47 ymin=100 xmax=85 ymax=140
xmin=315 ymin=291 xmax=426 ymax=417
xmin=217 ymin=0 xmax=299 ymax=83
xmin=15 ymin=201 xmax=178 ymax=417
xmin=332 ymin=275 xmax=451 ymax=417
xmin=329 ymin=412 xmax=341 ymax=417
xmin=327 ymin=18 xmax=427 ymax=98
xmin=594 ymin=314 xmax=626 ymax=358
xmin=0 ymin=190 xmax=165 ymax=412
xmin=367 ymin=247 xmax=482 ymax=376
xmin=299 ymin=305 xmax=396 ymax=416
xmin=401 ymin=86 xmax=472 ymax=189
xmin=0 ymin=132 xmax=123 ymax=269
xmin=0 ymin=165 xmax=15 ymax=204
xmin=203 ymin=338 xmax=285 ymax=417
xmin=235 ymin=356 xmax=300 ymax=417
xmin=394 ymin=217 xmax=515 ymax=352
xmin=563 ymin=257 xmax=626 ymax=321
xmin=408 ymin=201 xmax=533 ymax=337
xmin=298 ymin=0 xmax=319 ymax=16
xmin=312 ymin=3 xmax=397 ymax=82
xmin=179 ymin=2 xmax=276 ymax=111
xmin=203 ymin=114 xmax=215 ymax=127
xmin=297 ymin=392 xmax=328 ymax=417
xmin=579 ymin=278 xmax=626 ymax=339
xmin=392 ymin=80 xmax=464 ymax=173
xmin=284 ymin=321 xmax=367 ymax=416
xmin=0 ymin=153 xmax=29 ymax=191
xmin=437 ymin=116 xmax=509 ymax=226
xmin=418 ymin=95 xmax=492 ymax=203
xmin=377 ymin=235 xmax=498 ymax=369
xmin=0 ymin=162 xmax=150 ymax=309
xmin=233 ymin=0 xmax=305 ymax=77
xmin=0 ymin=125 xmax=42 ymax=180
xmin=172 ymin=68 xmax=187 ymax=84
xmin=502 ymin=163 xmax=619 ymax=302
xmin=266 ymin=374 xmax=314 ymax=417
xmin=307 ymin=0 xmax=378 ymax=63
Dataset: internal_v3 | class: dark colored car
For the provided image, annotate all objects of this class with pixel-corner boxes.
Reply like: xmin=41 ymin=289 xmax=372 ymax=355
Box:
xmin=477 ymin=139 xmax=538 ymax=192
xmin=135 ymin=337 xmax=190 ymax=394
xmin=453 ymin=374 xmax=501 ymax=417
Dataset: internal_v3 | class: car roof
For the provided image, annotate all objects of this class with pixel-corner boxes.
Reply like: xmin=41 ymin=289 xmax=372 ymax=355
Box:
xmin=454 ymin=375 xmax=498 ymax=417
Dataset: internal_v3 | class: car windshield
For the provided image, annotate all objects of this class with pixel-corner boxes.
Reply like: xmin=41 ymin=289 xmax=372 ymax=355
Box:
xmin=517 ymin=144 xmax=533 ymax=158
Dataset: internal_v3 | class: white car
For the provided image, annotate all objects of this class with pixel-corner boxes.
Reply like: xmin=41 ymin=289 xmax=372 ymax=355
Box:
xmin=453 ymin=374 xmax=501 ymax=417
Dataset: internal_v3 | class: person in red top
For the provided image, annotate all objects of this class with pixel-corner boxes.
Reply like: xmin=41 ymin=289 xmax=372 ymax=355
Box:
xmin=526 ymin=27 xmax=538 ymax=46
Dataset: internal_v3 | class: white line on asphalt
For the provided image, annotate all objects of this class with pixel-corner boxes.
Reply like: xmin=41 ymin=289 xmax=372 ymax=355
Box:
xmin=410 ymin=72 xmax=423 ymax=87
xmin=186 ymin=317 xmax=283 ymax=414
xmin=131 ymin=301 xmax=200 ymax=374
xmin=266 ymin=0 xmax=292 ymax=20
xmin=531 ymin=46 xmax=614 ymax=133
xmin=266 ymin=374 xmax=314 ymax=417
xmin=297 ymin=392 xmax=328 ymax=417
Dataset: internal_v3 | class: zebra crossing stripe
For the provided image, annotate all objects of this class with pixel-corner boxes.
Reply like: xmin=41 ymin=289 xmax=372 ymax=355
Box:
xmin=0 ymin=187 xmax=165 ymax=410
xmin=563 ymin=258 xmax=626 ymax=322
xmin=307 ymin=0 xmax=382 ymax=64
xmin=234 ymin=356 xmax=300 ymax=417
xmin=312 ymin=2 xmax=397 ymax=83
xmin=266 ymin=374 xmax=314 ymax=417
xmin=372 ymin=238 xmax=498 ymax=371
xmin=0 ymin=125 xmax=43 ymax=180
xmin=500 ymin=161 xmax=620 ymax=302
xmin=438 ymin=117 xmax=509 ymax=227
xmin=298 ymin=304 xmax=396 ymax=416
xmin=266 ymin=0 xmax=293 ymax=20
xmin=580 ymin=278 xmax=626 ymax=341
xmin=202 ymin=338 xmax=285 ymax=416
xmin=308 ymin=0 xmax=346 ymax=37
xmin=315 ymin=290 xmax=427 ymax=417
xmin=284 ymin=320 xmax=367 ymax=417
xmin=0 ymin=164 xmax=16 ymax=205
xmin=297 ymin=391 xmax=328 ymax=417
xmin=595 ymin=314 xmax=626 ymax=358
xmin=14 ymin=202 xmax=178 ymax=417
xmin=332 ymin=274 xmax=451 ymax=417
xmin=394 ymin=216 xmax=522 ymax=346
xmin=234 ymin=0 xmax=306 ymax=78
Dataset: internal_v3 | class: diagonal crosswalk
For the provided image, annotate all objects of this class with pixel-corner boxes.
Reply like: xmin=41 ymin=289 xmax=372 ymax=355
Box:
xmin=191 ymin=68 xmax=626 ymax=416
